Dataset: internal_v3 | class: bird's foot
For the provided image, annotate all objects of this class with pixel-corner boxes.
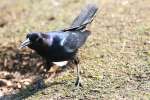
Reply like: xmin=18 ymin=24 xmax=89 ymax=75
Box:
xmin=75 ymin=76 xmax=82 ymax=87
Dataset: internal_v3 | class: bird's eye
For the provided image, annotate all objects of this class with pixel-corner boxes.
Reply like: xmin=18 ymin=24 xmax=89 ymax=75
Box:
xmin=29 ymin=34 xmax=38 ymax=42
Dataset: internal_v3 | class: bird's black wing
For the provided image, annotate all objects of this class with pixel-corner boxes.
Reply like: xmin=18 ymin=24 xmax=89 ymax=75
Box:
xmin=61 ymin=30 xmax=90 ymax=52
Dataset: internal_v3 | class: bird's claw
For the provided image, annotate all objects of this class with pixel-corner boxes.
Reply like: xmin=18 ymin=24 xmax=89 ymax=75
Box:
xmin=75 ymin=76 xmax=82 ymax=87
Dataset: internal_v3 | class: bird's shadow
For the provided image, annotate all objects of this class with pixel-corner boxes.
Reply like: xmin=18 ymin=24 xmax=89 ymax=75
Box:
xmin=0 ymin=43 xmax=74 ymax=99
xmin=2 ymin=80 xmax=66 ymax=99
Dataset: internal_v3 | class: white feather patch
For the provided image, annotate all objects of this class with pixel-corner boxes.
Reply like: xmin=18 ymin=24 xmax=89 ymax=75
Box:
xmin=52 ymin=61 xmax=68 ymax=66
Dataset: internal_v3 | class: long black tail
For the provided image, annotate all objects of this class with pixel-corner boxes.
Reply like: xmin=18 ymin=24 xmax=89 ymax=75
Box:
xmin=63 ymin=4 xmax=98 ymax=31
xmin=70 ymin=4 xmax=98 ymax=29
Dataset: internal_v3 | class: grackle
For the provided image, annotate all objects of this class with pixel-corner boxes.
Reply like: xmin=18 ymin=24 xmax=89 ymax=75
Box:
xmin=20 ymin=4 xmax=98 ymax=87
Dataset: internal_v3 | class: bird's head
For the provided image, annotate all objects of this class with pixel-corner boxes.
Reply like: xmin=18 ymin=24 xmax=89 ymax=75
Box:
xmin=20 ymin=32 xmax=49 ymax=49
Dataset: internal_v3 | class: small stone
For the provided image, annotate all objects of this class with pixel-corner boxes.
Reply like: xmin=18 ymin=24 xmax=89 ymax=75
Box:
xmin=0 ymin=80 xmax=7 ymax=87
xmin=7 ymin=81 xmax=13 ymax=87
xmin=24 ymin=81 xmax=30 ymax=86
xmin=17 ymin=83 xmax=21 ymax=89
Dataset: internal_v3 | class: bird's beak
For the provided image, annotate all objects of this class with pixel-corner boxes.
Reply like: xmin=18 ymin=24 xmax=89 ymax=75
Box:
xmin=20 ymin=38 xmax=30 ymax=49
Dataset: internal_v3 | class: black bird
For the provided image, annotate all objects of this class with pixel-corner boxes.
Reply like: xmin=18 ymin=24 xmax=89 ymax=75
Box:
xmin=20 ymin=4 xmax=98 ymax=87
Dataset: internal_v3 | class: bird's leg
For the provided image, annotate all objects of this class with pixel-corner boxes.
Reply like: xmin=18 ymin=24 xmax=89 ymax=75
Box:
xmin=74 ymin=57 xmax=82 ymax=87
xmin=43 ymin=60 xmax=53 ymax=78
xmin=45 ymin=60 xmax=53 ymax=72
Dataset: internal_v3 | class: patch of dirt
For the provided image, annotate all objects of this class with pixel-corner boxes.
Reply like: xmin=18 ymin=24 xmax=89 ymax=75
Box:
xmin=0 ymin=43 xmax=74 ymax=98
xmin=0 ymin=0 xmax=150 ymax=99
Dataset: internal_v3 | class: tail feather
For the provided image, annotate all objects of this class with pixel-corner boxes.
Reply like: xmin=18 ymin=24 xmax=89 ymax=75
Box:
xmin=62 ymin=4 xmax=98 ymax=32
xmin=70 ymin=4 xmax=98 ymax=29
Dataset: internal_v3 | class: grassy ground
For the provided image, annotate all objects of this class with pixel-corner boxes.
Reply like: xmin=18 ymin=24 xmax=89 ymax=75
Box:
xmin=0 ymin=0 xmax=150 ymax=99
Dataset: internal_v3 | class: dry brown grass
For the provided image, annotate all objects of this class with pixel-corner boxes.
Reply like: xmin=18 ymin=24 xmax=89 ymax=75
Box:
xmin=0 ymin=0 xmax=150 ymax=99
